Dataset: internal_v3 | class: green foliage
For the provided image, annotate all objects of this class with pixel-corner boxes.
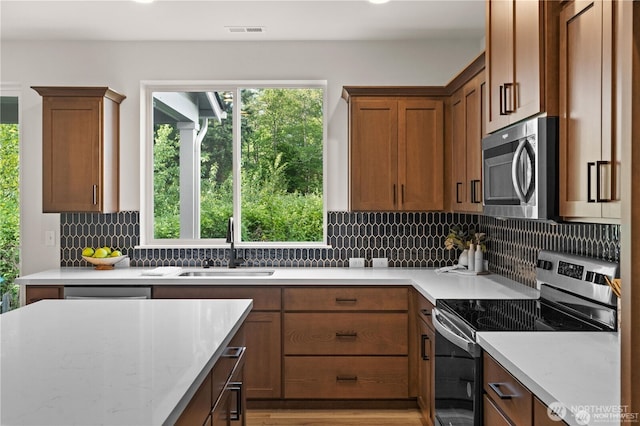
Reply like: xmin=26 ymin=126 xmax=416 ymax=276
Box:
xmin=153 ymin=87 xmax=324 ymax=242
xmin=0 ymin=124 xmax=20 ymax=309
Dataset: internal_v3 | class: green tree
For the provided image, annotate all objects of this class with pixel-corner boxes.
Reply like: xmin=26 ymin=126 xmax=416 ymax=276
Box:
xmin=0 ymin=123 xmax=20 ymax=309
xmin=153 ymin=124 xmax=180 ymax=238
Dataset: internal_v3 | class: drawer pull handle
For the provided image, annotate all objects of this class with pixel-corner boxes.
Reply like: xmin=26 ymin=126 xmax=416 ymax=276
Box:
xmin=420 ymin=334 xmax=430 ymax=360
xmin=335 ymin=332 xmax=358 ymax=338
xmin=335 ymin=298 xmax=357 ymax=304
xmin=223 ymin=346 xmax=246 ymax=358
xmin=228 ymin=381 xmax=242 ymax=421
xmin=488 ymin=382 xmax=515 ymax=400
xmin=336 ymin=375 xmax=358 ymax=382
xmin=420 ymin=308 xmax=431 ymax=317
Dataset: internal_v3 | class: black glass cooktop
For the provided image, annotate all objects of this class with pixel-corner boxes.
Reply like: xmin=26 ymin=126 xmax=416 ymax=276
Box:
xmin=436 ymin=298 xmax=610 ymax=332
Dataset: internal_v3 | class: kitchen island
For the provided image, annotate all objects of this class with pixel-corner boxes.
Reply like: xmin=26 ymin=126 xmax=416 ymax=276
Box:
xmin=0 ymin=298 xmax=252 ymax=425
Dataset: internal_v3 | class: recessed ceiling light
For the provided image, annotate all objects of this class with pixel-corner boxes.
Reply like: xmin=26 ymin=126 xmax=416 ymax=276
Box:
xmin=369 ymin=0 xmax=391 ymax=4
xmin=133 ymin=0 xmax=155 ymax=3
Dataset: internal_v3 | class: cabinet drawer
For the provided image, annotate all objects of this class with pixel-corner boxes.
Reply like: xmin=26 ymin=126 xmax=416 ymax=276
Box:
xmin=483 ymin=394 xmax=512 ymax=426
xmin=534 ymin=396 xmax=568 ymax=426
xmin=283 ymin=287 xmax=408 ymax=311
xmin=484 ymin=354 xmax=533 ymax=426
xmin=152 ymin=286 xmax=281 ymax=311
xmin=26 ymin=285 xmax=63 ymax=304
xmin=284 ymin=312 xmax=408 ymax=355
xmin=284 ymin=356 xmax=408 ymax=399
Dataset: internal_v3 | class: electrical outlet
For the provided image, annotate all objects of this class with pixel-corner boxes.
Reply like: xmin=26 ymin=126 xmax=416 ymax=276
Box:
xmin=349 ymin=257 xmax=365 ymax=268
xmin=372 ymin=258 xmax=388 ymax=268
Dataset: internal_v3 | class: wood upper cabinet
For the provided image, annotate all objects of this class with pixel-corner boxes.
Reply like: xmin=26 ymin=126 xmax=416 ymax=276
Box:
xmin=344 ymin=90 xmax=444 ymax=211
xmin=559 ymin=0 xmax=620 ymax=221
xmin=450 ymin=71 xmax=485 ymax=213
xmin=32 ymin=87 xmax=125 ymax=213
xmin=485 ymin=0 xmax=559 ymax=134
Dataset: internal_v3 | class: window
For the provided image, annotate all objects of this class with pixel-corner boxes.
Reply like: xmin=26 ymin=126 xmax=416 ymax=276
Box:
xmin=142 ymin=81 xmax=326 ymax=246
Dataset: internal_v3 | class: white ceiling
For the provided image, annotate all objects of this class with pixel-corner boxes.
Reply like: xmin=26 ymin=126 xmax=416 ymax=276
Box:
xmin=0 ymin=0 xmax=485 ymax=42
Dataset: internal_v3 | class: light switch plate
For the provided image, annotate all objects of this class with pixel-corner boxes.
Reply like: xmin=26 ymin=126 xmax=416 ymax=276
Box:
xmin=349 ymin=257 xmax=365 ymax=268
xmin=45 ymin=231 xmax=55 ymax=246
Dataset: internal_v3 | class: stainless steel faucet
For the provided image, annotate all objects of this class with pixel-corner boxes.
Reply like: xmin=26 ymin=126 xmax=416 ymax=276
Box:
xmin=226 ymin=217 xmax=244 ymax=268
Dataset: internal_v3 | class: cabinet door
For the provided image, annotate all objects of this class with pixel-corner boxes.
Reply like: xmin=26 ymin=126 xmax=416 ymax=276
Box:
xmin=451 ymin=89 xmax=468 ymax=210
xmin=350 ymin=98 xmax=398 ymax=211
xmin=560 ymin=0 xmax=616 ymax=219
xmin=42 ymin=96 xmax=103 ymax=212
xmin=243 ymin=312 xmax=281 ymax=399
xmin=398 ymin=99 xmax=443 ymax=211
xmin=534 ymin=396 xmax=569 ymax=426
xmin=512 ymin=0 xmax=542 ymax=120
xmin=465 ymin=75 xmax=483 ymax=212
xmin=486 ymin=0 xmax=513 ymax=133
xmin=417 ymin=317 xmax=435 ymax=426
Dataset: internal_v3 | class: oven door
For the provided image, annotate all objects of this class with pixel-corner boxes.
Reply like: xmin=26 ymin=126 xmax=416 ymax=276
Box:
xmin=432 ymin=308 xmax=482 ymax=426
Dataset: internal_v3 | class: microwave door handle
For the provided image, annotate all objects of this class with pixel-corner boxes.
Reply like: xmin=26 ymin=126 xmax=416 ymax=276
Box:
xmin=432 ymin=308 xmax=478 ymax=355
xmin=511 ymin=139 xmax=528 ymax=203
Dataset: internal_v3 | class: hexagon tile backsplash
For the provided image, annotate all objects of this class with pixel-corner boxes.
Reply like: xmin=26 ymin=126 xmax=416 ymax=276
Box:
xmin=60 ymin=211 xmax=620 ymax=288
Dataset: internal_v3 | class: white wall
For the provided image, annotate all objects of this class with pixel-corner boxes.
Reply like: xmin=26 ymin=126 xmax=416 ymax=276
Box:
xmin=1 ymin=39 xmax=482 ymax=275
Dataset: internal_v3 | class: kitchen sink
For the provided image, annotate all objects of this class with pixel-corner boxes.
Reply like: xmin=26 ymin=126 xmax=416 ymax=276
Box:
xmin=179 ymin=270 xmax=275 ymax=277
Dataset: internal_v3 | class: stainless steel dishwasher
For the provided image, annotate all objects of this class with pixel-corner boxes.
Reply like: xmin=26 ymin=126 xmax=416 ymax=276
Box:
xmin=64 ymin=286 xmax=151 ymax=299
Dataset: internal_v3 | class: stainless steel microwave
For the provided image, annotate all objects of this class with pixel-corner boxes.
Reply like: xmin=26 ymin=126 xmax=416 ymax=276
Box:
xmin=482 ymin=116 xmax=559 ymax=220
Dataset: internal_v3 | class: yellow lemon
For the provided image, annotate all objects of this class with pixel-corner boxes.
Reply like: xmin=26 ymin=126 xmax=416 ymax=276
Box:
xmin=110 ymin=250 xmax=122 ymax=257
xmin=93 ymin=248 xmax=108 ymax=258
xmin=101 ymin=246 xmax=112 ymax=255
xmin=82 ymin=247 xmax=95 ymax=257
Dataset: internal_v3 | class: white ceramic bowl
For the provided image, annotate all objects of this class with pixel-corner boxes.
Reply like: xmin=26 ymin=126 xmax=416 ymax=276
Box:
xmin=82 ymin=255 xmax=127 ymax=266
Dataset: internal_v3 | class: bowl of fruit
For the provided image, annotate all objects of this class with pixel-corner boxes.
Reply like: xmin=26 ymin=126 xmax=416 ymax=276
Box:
xmin=82 ymin=246 xmax=127 ymax=269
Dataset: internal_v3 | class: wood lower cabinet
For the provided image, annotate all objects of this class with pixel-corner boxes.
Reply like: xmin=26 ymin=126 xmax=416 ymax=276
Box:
xmin=31 ymin=87 xmax=125 ymax=213
xmin=414 ymin=294 xmax=435 ymax=426
xmin=152 ymin=286 xmax=282 ymax=399
xmin=484 ymin=354 xmax=533 ymax=426
xmin=343 ymin=89 xmax=444 ymax=211
xmin=533 ymin=396 xmax=569 ymax=426
xmin=25 ymin=285 xmax=63 ymax=304
xmin=177 ymin=346 xmax=245 ymax=426
xmin=283 ymin=286 xmax=409 ymax=400
xmin=559 ymin=0 xmax=620 ymax=221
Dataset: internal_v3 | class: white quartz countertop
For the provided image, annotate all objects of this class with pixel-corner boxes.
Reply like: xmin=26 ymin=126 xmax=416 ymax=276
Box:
xmin=478 ymin=332 xmax=621 ymax=426
xmin=16 ymin=266 xmax=540 ymax=305
xmin=0 ymin=298 xmax=252 ymax=426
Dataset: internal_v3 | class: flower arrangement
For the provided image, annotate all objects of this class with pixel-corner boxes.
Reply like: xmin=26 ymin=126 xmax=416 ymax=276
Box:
xmin=444 ymin=225 xmax=487 ymax=252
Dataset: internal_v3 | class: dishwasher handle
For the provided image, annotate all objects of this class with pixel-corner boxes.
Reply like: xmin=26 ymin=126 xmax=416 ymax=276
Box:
xmin=432 ymin=307 xmax=481 ymax=357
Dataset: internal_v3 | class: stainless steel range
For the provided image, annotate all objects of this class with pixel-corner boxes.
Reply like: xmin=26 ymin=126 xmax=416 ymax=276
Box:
xmin=431 ymin=250 xmax=619 ymax=426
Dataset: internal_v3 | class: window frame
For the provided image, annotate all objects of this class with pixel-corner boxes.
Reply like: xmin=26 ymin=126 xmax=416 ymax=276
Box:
xmin=139 ymin=80 xmax=328 ymax=248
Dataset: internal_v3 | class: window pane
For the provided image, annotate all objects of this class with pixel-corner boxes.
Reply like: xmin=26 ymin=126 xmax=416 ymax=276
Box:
xmin=200 ymin=91 xmax=233 ymax=239
xmin=240 ymin=88 xmax=324 ymax=242
xmin=152 ymin=91 xmax=232 ymax=240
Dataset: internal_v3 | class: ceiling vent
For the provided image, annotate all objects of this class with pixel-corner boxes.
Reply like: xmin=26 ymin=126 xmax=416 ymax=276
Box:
xmin=226 ymin=26 xmax=266 ymax=34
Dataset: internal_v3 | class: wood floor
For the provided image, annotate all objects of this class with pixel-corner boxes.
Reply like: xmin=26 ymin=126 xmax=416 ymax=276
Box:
xmin=246 ymin=409 xmax=424 ymax=426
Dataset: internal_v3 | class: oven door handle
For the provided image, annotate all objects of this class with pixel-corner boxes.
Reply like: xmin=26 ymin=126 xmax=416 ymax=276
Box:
xmin=432 ymin=308 xmax=480 ymax=356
